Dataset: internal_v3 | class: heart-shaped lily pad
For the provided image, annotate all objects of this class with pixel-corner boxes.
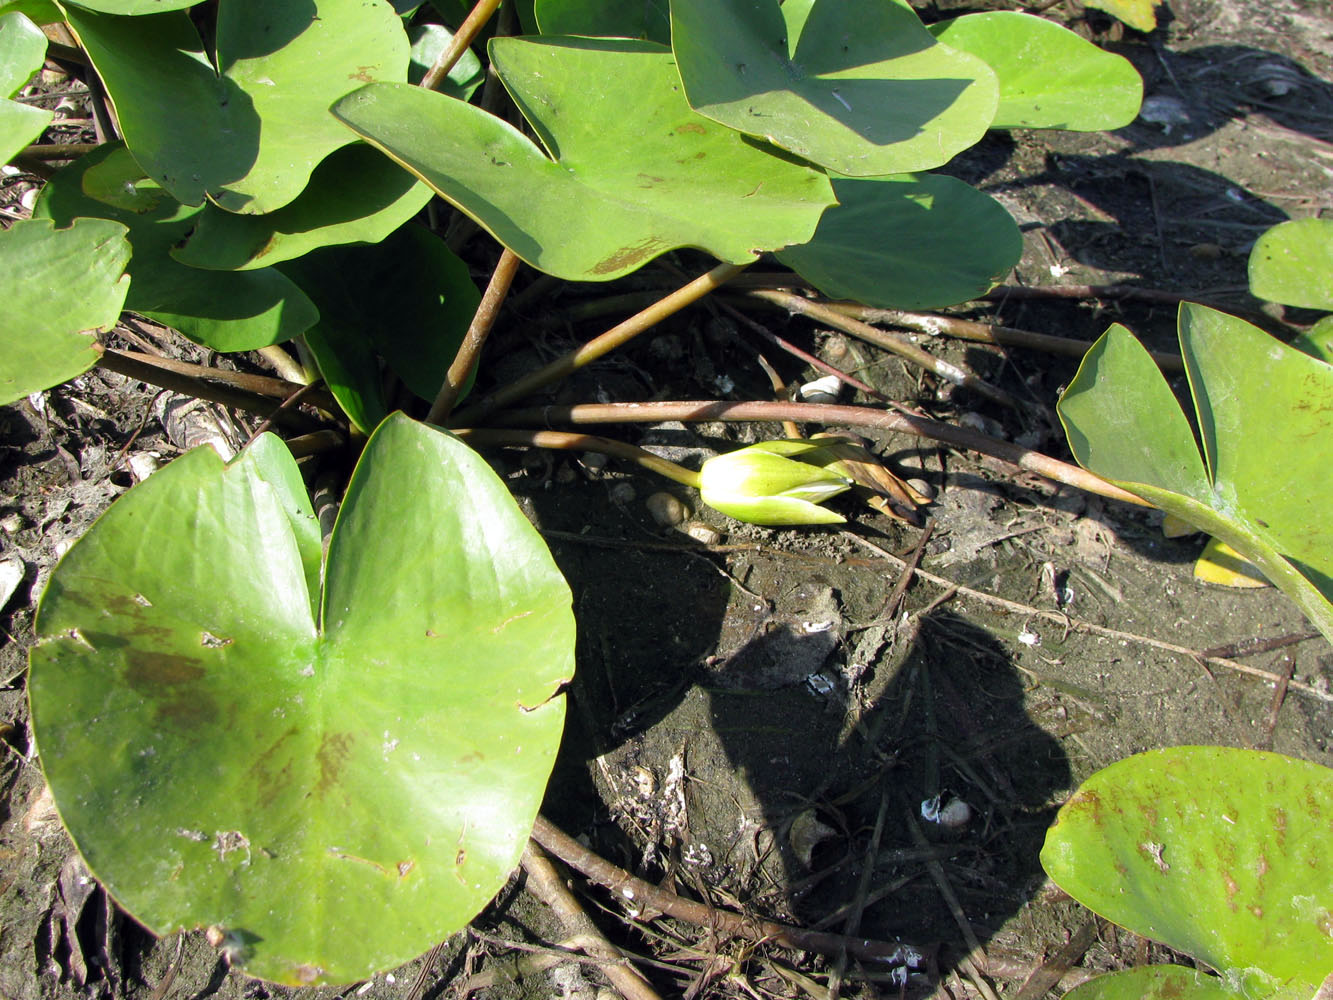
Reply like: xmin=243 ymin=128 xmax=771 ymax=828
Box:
xmin=333 ymin=36 xmax=834 ymax=281
xmin=1248 ymin=217 xmax=1333 ymax=311
xmin=1042 ymin=747 xmax=1333 ymax=998
xmin=62 ymin=0 xmax=409 ymax=213
xmin=670 ymin=0 xmax=998 ymax=176
xmin=35 ymin=143 xmax=318 ymax=351
xmin=1058 ymin=304 xmax=1333 ymax=643
xmin=927 ymin=12 xmax=1142 ymax=131
xmin=29 ymin=414 xmax=575 ymax=985
xmin=0 ymin=10 xmax=51 ymax=162
xmin=775 ymin=173 xmax=1021 ymax=309
xmin=170 ymin=143 xmax=432 ymax=272
xmin=0 ymin=216 xmax=130 ymax=405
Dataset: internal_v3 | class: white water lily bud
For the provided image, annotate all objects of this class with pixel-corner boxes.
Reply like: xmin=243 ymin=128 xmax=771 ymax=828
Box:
xmin=698 ymin=440 xmax=851 ymax=525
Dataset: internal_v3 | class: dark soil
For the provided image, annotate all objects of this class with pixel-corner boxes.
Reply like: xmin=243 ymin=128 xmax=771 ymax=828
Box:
xmin=3 ymin=1 xmax=1332 ymax=998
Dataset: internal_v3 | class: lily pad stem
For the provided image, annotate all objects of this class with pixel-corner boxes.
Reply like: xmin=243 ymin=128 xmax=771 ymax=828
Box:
xmin=449 ymin=260 xmax=749 ymax=426
xmin=421 ymin=0 xmax=502 ymax=92
xmin=428 ymin=249 xmax=521 ymax=425
xmin=484 ymin=399 xmax=1152 ymax=507
xmin=455 ymin=428 xmax=701 ymax=488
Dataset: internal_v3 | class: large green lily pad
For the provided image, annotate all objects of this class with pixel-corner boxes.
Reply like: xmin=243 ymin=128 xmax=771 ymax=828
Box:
xmin=35 ymin=143 xmax=317 ymax=351
xmin=29 ymin=414 xmax=575 ymax=985
xmin=775 ymin=173 xmax=1021 ymax=309
xmin=534 ymin=0 xmax=669 ymax=43
xmin=670 ymin=0 xmax=998 ymax=176
xmin=62 ymin=0 xmax=408 ymax=213
xmin=1065 ymin=965 xmax=1270 ymax=1000
xmin=0 ymin=10 xmax=52 ymax=163
xmin=1042 ymin=748 xmax=1333 ymax=998
xmin=0 ymin=217 xmax=130 ymax=405
xmin=1248 ymin=217 xmax=1333 ymax=311
xmin=333 ymin=36 xmax=834 ymax=281
xmin=171 ymin=143 xmax=432 ymax=272
xmin=1057 ymin=304 xmax=1333 ymax=643
xmin=927 ymin=12 xmax=1141 ymax=131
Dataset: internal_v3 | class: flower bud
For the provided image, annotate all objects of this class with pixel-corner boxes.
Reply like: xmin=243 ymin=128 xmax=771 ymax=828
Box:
xmin=698 ymin=440 xmax=852 ymax=525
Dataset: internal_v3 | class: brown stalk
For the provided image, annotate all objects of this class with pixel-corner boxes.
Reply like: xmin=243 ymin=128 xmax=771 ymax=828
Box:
xmin=420 ymin=0 xmax=501 ymax=92
xmin=747 ymin=289 xmax=1039 ymax=414
xmin=449 ymin=261 xmax=749 ymax=425
xmin=428 ymin=249 xmax=522 ymax=424
xmin=529 ymin=815 xmax=930 ymax=970
xmin=482 ymin=400 xmax=1152 ymax=507
xmin=521 ymin=842 xmax=664 ymax=1000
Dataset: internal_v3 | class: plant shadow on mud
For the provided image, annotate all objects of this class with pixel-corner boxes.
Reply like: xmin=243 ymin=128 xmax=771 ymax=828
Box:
xmin=532 ymin=462 xmax=1069 ymax=983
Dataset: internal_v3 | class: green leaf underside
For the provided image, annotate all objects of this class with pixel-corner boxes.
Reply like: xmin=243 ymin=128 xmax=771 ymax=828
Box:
xmin=171 ymin=144 xmax=433 ymax=271
xmin=30 ymin=414 xmax=574 ymax=985
xmin=534 ymin=0 xmax=670 ymax=44
xmin=1248 ymin=217 xmax=1333 ymax=311
xmin=776 ymin=173 xmax=1021 ymax=309
xmin=1042 ymin=748 xmax=1333 ymax=996
xmin=670 ymin=0 xmax=998 ymax=176
xmin=63 ymin=0 xmax=408 ymax=214
xmin=0 ymin=217 xmax=130 ymax=405
xmin=0 ymin=10 xmax=53 ymax=162
xmin=927 ymin=12 xmax=1141 ymax=131
xmin=280 ymin=225 xmax=480 ymax=433
xmin=333 ymin=36 xmax=834 ymax=281
xmin=35 ymin=143 xmax=317 ymax=351
xmin=1057 ymin=308 xmax=1333 ymax=643
xmin=1063 ymin=965 xmax=1251 ymax=1000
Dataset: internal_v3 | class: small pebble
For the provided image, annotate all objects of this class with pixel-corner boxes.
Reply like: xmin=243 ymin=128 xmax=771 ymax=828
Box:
xmin=683 ymin=521 xmax=721 ymax=545
xmin=608 ymin=482 xmax=636 ymax=505
xmin=0 ymin=512 xmax=23 ymax=534
xmin=907 ymin=478 xmax=936 ymax=501
xmin=798 ymin=374 xmax=841 ymax=404
xmin=645 ymin=491 xmax=687 ymax=527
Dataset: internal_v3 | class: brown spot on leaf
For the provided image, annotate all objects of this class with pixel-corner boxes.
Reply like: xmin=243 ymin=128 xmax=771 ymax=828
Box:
xmin=674 ymin=123 xmax=706 ymax=135
xmin=590 ymin=238 xmax=666 ymax=276
xmin=315 ymin=731 xmax=354 ymax=795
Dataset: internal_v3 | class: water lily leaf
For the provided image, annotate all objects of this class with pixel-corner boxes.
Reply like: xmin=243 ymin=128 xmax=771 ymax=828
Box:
xmin=279 ymin=224 xmax=480 ymax=434
xmin=1082 ymin=0 xmax=1158 ymax=32
xmin=62 ymin=0 xmax=197 ymax=12
xmin=0 ymin=10 xmax=52 ymax=162
xmin=0 ymin=217 xmax=129 ymax=405
xmin=1058 ymin=306 xmax=1333 ymax=643
xmin=1291 ymin=315 xmax=1333 ymax=364
xmin=1042 ymin=748 xmax=1333 ymax=997
xmin=775 ymin=173 xmax=1021 ymax=309
xmin=670 ymin=0 xmax=997 ymax=176
xmin=171 ymin=144 xmax=432 ymax=271
xmin=407 ymin=23 xmax=484 ymax=96
xmin=62 ymin=0 xmax=409 ymax=213
xmin=333 ymin=36 xmax=833 ymax=281
xmin=927 ymin=12 xmax=1142 ymax=130
xmin=35 ymin=143 xmax=317 ymax=351
xmin=1248 ymin=217 xmax=1333 ymax=311
xmin=1064 ymin=965 xmax=1256 ymax=1000
xmin=29 ymin=413 xmax=575 ymax=985
xmin=534 ymin=0 xmax=669 ymax=43
xmin=0 ymin=2 xmax=61 ymax=25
